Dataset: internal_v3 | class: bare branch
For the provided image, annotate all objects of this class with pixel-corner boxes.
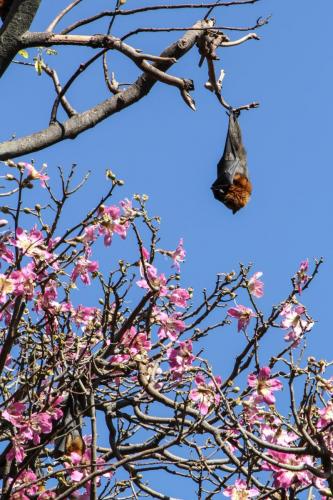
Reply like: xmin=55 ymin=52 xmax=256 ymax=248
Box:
xmin=45 ymin=0 xmax=83 ymax=33
xmin=0 ymin=19 xmax=214 ymax=160
xmin=61 ymin=1 xmax=262 ymax=35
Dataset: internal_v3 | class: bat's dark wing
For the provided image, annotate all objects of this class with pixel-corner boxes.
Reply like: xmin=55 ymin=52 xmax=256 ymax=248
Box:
xmin=211 ymin=112 xmax=249 ymax=202
xmin=54 ymin=394 xmax=84 ymax=456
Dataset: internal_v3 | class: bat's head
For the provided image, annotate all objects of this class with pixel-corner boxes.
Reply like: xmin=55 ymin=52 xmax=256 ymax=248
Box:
xmin=223 ymin=174 xmax=252 ymax=214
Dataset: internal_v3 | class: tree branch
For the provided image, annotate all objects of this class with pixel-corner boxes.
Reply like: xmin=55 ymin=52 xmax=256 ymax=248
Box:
xmin=0 ymin=19 xmax=214 ymax=160
xmin=61 ymin=1 xmax=261 ymax=35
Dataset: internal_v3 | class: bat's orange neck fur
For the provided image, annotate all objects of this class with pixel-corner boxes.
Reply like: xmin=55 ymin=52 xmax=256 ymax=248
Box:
xmin=224 ymin=174 xmax=252 ymax=213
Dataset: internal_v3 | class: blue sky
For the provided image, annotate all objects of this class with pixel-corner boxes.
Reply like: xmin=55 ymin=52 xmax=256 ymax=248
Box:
xmin=1 ymin=1 xmax=332 ymax=495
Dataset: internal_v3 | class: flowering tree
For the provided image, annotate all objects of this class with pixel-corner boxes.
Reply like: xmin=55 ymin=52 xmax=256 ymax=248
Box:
xmin=0 ymin=2 xmax=331 ymax=500
xmin=0 ymin=159 xmax=331 ymax=500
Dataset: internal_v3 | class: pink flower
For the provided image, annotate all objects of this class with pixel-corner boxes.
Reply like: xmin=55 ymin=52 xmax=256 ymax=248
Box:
xmin=71 ymin=469 xmax=84 ymax=482
xmin=260 ymin=422 xmax=298 ymax=446
xmin=13 ymin=227 xmax=50 ymax=260
xmin=23 ymin=162 xmax=49 ymax=188
xmin=317 ymin=403 xmax=333 ymax=429
xmin=98 ymin=204 xmax=128 ymax=246
xmin=9 ymin=469 xmax=39 ymax=496
xmin=0 ymin=273 xmax=14 ymax=303
xmin=155 ymin=310 xmax=185 ymax=341
xmin=0 ymin=242 xmax=14 ymax=265
xmin=38 ymin=492 xmax=56 ymax=499
xmin=11 ymin=262 xmax=37 ymax=299
xmin=137 ymin=263 xmax=168 ymax=296
xmin=280 ymin=304 xmax=313 ymax=344
xmin=73 ymin=305 xmax=101 ymax=327
xmin=228 ymin=304 xmax=256 ymax=332
xmin=167 ymin=340 xmax=195 ymax=380
xmin=121 ymin=326 xmax=151 ymax=357
xmin=248 ymin=366 xmax=283 ymax=405
xmin=171 ymin=238 xmax=186 ymax=272
xmin=223 ymin=479 xmax=259 ymax=499
xmin=71 ymin=257 xmax=99 ymax=285
xmin=169 ymin=288 xmax=190 ymax=308
xmin=82 ymin=225 xmax=98 ymax=245
xmin=2 ymin=402 xmax=25 ymax=427
xmin=248 ymin=272 xmax=264 ymax=298
xmin=120 ymin=198 xmax=137 ymax=219
xmin=295 ymin=259 xmax=309 ymax=293
xmin=6 ymin=437 xmax=26 ymax=463
xmin=110 ymin=327 xmax=151 ymax=366
xmin=262 ymin=452 xmax=313 ymax=488
xmin=189 ymin=373 xmax=222 ymax=416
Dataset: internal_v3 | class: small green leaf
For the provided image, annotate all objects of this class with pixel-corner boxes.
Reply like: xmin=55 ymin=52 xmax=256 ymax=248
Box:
xmin=34 ymin=58 xmax=43 ymax=76
xmin=18 ymin=49 xmax=29 ymax=59
xmin=46 ymin=49 xmax=57 ymax=56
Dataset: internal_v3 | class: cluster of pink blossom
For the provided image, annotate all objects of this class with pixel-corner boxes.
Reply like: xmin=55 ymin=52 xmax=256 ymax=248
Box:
xmin=167 ymin=340 xmax=195 ymax=380
xmin=110 ymin=326 xmax=152 ymax=365
xmin=189 ymin=373 xmax=222 ymax=415
xmin=2 ymin=396 xmax=64 ymax=463
xmin=154 ymin=309 xmax=186 ymax=341
xmin=136 ymin=246 xmax=190 ymax=306
xmin=262 ymin=452 xmax=314 ymax=489
xmin=8 ymin=469 xmax=46 ymax=499
xmin=223 ymin=479 xmax=259 ymax=499
xmin=247 ymin=366 xmax=283 ymax=405
xmin=279 ymin=303 xmax=314 ymax=345
xmin=226 ymin=271 xmax=263 ymax=332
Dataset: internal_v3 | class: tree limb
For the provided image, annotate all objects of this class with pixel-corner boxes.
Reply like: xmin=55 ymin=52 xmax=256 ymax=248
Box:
xmin=0 ymin=19 xmax=214 ymax=160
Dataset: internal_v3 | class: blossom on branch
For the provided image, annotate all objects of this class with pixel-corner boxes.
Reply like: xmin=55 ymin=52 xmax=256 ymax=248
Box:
xmin=167 ymin=340 xmax=195 ymax=380
xmin=71 ymin=257 xmax=99 ymax=285
xmin=23 ymin=162 xmax=49 ymax=188
xmin=280 ymin=303 xmax=314 ymax=344
xmin=223 ymin=479 xmax=259 ymax=499
xmin=247 ymin=366 xmax=283 ymax=404
xmin=248 ymin=271 xmax=264 ymax=298
xmin=227 ymin=304 xmax=256 ymax=332
xmin=295 ymin=258 xmax=309 ymax=293
xmin=189 ymin=373 xmax=222 ymax=415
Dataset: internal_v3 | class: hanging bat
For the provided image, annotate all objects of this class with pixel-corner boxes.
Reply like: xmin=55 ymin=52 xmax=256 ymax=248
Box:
xmin=211 ymin=111 xmax=252 ymax=213
xmin=54 ymin=394 xmax=86 ymax=457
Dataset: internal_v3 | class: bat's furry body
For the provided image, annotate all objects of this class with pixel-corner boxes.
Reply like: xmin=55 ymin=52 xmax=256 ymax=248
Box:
xmin=211 ymin=112 xmax=251 ymax=213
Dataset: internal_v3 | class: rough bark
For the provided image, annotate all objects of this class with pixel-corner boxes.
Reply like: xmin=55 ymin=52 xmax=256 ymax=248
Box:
xmin=0 ymin=0 xmax=41 ymax=77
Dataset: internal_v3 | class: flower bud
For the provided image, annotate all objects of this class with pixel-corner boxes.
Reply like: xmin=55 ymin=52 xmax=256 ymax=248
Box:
xmin=106 ymin=169 xmax=116 ymax=180
xmin=5 ymin=174 xmax=14 ymax=181
xmin=6 ymin=160 xmax=16 ymax=168
xmin=0 ymin=219 xmax=8 ymax=227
